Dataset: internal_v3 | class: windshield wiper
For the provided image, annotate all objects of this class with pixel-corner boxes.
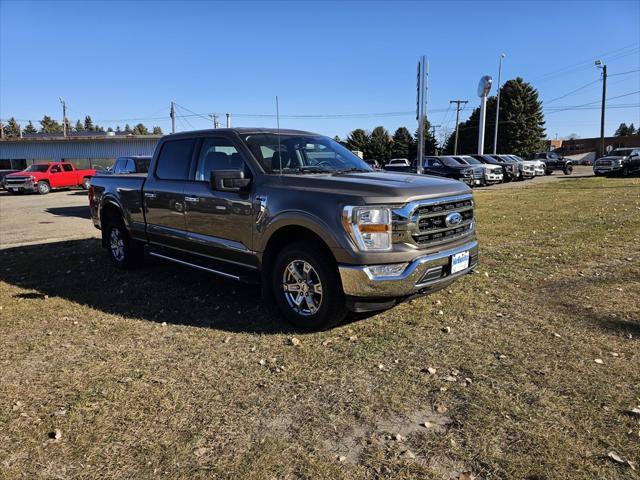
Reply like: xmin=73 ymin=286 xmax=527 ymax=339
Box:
xmin=297 ymin=165 xmax=334 ymax=174
xmin=333 ymin=167 xmax=371 ymax=174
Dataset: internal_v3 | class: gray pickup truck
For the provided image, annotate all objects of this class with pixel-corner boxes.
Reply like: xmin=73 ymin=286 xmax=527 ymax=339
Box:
xmin=89 ymin=128 xmax=478 ymax=329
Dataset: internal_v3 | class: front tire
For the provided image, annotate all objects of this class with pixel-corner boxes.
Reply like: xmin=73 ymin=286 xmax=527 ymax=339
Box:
xmin=563 ymin=164 xmax=573 ymax=175
xmin=272 ymin=242 xmax=347 ymax=330
xmin=105 ymin=218 xmax=144 ymax=269
xmin=37 ymin=181 xmax=50 ymax=194
xmin=81 ymin=177 xmax=91 ymax=190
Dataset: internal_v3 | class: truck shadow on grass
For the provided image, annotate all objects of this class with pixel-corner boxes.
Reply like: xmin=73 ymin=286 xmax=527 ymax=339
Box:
xmin=0 ymin=238 xmax=311 ymax=334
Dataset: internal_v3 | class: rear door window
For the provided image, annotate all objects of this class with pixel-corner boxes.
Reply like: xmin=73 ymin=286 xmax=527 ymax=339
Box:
xmin=62 ymin=164 xmax=73 ymax=172
xmin=155 ymin=139 xmax=195 ymax=180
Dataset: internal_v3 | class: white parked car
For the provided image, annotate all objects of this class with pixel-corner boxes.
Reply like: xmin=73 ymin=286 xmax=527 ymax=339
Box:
xmin=508 ymin=154 xmax=545 ymax=176
xmin=457 ymin=156 xmax=503 ymax=185
xmin=386 ymin=158 xmax=410 ymax=167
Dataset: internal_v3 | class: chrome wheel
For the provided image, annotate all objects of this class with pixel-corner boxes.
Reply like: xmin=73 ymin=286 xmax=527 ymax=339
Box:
xmin=282 ymin=260 xmax=323 ymax=316
xmin=109 ymin=227 xmax=125 ymax=262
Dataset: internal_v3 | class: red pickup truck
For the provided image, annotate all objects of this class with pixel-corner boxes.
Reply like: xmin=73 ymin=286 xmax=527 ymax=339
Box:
xmin=4 ymin=162 xmax=96 ymax=194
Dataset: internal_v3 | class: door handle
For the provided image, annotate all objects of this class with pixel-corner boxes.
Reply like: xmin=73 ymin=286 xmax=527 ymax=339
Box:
xmin=144 ymin=192 xmax=157 ymax=199
xmin=184 ymin=196 xmax=199 ymax=203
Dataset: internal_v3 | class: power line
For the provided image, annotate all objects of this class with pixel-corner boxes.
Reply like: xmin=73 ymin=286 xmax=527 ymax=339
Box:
xmin=544 ymin=78 xmax=601 ymax=104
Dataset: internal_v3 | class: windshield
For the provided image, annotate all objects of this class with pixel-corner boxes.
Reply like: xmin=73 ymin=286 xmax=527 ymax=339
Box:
xmin=439 ymin=156 xmax=463 ymax=167
xmin=241 ymin=133 xmax=372 ymax=174
xmin=24 ymin=164 xmax=50 ymax=172
xmin=610 ymin=148 xmax=633 ymax=156
xmin=458 ymin=156 xmax=482 ymax=165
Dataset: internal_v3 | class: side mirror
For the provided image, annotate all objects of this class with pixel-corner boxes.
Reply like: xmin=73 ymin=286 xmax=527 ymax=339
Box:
xmin=211 ymin=169 xmax=251 ymax=192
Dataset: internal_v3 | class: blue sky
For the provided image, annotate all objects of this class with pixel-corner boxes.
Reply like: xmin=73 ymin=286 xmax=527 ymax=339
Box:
xmin=1 ymin=0 xmax=638 ymax=143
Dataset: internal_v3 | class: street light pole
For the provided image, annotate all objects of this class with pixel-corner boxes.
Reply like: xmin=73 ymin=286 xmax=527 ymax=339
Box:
xmin=477 ymin=76 xmax=493 ymax=155
xmin=595 ymin=60 xmax=607 ymax=158
xmin=59 ymin=97 xmax=67 ymax=137
xmin=493 ymin=53 xmax=506 ymax=154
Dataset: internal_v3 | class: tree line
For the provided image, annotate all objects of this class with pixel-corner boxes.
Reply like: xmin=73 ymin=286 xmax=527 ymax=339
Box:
xmin=1 ymin=115 xmax=162 ymax=138
xmin=614 ymin=122 xmax=639 ymax=136
xmin=337 ymin=77 xmax=547 ymax=160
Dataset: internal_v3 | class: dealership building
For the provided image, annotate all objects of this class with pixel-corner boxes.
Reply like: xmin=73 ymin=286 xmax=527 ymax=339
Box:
xmin=0 ymin=132 xmax=161 ymax=170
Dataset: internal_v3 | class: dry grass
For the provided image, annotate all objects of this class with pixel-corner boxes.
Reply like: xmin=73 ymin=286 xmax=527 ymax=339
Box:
xmin=1 ymin=174 xmax=639 ymax=479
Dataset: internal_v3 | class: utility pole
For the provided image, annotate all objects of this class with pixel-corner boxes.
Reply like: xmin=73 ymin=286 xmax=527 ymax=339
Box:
xmin=170 ymin=101 xmax=176 ymax=134
xmin=59 ymin=97 xmax=67 ymax=137
xmin=211 ymin=113 xmax=220 ymax=128
xmin=595 ymin=60 xmax=607 ymax=157
xmin=493 ymin=53 xmax=506 ymax=154
xmin=226 ymin=112 xmax=231 ymax=128
xmin=449 ymin=100 xmax=468 ymax=155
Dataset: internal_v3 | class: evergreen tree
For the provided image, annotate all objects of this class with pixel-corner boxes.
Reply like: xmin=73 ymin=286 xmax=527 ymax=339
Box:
xmin=23 ymin=121 xmax=37 ymax=135
xmin=107 ymin=127 xmax=114 ymax=132
xmin=413 ymin=120 xmax=438 ymax=157
xmin=443 ymin=77 xmax=545 ymax=156
xmin=95 ymin=125 xmax=105 ymax=132
xmin=39 ymin=115 xmax=63 ymax=134
xmin=368 ymin=126 xmax=391 ymax=161
xmin=124 ymin=124 xmax=132 ymax=133
xmin=628 ymin=123 xmax=636 ymax=135
xmin=132 ymin=123 xmax=149 ymax=135
xmin=390 ymin=127 xmax=414 ymax=159
xmin=614 ymin=123 xmax=629 ymax=136
xmin=75 ymin=120 xmax=84 ymax=132
xmin=345 ymin=129 xmax=370 ymax=155
xmin=3 ymin=117 xmax=21 ymax=137
xmin=116 ymin=125 xmax=122 ymax=132
xmin=152 ymin=126 xmax=163 ymax=135
xmin=84 ymin=115 xmax=94 ymax=131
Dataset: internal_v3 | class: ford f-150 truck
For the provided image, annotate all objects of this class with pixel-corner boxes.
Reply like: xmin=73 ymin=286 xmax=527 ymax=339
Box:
xmin=593 ymin=147 xmax=640 ymax=176
xmin=89 ymin=128 xmax=478 ymax=330
xmin=5 ymin=162 xmax=96 ymax=194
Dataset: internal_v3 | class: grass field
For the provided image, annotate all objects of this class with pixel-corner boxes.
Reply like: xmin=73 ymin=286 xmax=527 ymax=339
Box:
xmin=1 ymin=174 xmax=639 ymax=479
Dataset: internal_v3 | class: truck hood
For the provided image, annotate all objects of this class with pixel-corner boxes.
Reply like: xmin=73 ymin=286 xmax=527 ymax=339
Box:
xmin=5 ymin=171 xmax=35 ymax=178
xmin=263 ymin=171 xmax=471 ymax=204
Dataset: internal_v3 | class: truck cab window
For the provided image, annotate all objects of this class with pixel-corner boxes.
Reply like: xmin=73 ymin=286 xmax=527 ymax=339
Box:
xmin=155 ymin=139 xmax=195 ymax=180
xmin=195 ymin=137 xmax=248 ymax=181
xmin=62 ymin=164 xmax=73 ymax=172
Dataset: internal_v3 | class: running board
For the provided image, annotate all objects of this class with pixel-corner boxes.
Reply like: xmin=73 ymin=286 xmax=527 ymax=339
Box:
xmin=148 ymin=251 xmax=242 ymax=281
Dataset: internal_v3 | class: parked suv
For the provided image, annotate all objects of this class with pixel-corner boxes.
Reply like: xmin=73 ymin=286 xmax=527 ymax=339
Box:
xmin=108 ymin=156 xmax=152 ymax=175
xmin=89 ymin=128 xmax=478 ymax=330
xmin=593 ymin=147 xmax=640 ymax=176
xmin=528 ymin=152 xmax=573 ymax=175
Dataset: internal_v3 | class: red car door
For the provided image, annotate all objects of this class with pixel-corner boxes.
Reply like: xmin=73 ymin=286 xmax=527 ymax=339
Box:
xmin=60 ymin=163 xmax=77 ymax=186
xmin=48 ymin=164 xmax=64 ymax=187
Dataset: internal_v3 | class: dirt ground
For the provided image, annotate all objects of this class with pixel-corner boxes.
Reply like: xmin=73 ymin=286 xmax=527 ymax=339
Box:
xmin=0 ymin=189 xmax=98 ymax=248
xmin=1 ymin=170 xmax=639 ymax=480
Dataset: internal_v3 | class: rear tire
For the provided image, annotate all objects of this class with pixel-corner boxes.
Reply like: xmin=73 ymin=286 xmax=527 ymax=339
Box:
xmin=37 ymin=181 xmax=50 ymax=195
xmin=272 ymin=241 xmax=347 ymax=331
xmin=563 ymin=164 xmax=573 ymax=175
xmin=105 ymin=218 xmax=144 ymax=269
xmin=81 ymin=177 xmax=91 ymax=190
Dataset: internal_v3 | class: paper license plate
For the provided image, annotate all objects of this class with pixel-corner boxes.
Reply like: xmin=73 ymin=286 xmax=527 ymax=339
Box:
xmin=451 ymin=251 xmax=470 ymax=274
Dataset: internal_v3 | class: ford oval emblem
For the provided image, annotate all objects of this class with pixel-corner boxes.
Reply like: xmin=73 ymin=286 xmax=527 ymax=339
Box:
xmin=445 ymin=212 xmax=463 ymax=227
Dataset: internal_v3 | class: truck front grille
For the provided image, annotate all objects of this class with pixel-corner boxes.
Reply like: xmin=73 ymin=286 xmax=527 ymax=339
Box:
xmin=393 ymin=195 xmax=475 ymax=249
xmin=5 ymin=177 xmax=31 ymax=185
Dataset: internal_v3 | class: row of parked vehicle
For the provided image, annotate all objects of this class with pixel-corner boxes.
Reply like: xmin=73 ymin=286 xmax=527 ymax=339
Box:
xmin=376 ymin=152 xmax=571 ymax=186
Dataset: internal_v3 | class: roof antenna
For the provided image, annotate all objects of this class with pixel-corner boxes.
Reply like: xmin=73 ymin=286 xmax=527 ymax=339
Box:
xmin=276 ymin=95 xmax=282 ymax=175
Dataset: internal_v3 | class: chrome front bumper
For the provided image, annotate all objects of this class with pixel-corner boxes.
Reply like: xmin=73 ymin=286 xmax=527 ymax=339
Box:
xmin=5 ymin=180 xmax=36 ymax=191
xmin=339 ymin=239 xmax=478 ymax=298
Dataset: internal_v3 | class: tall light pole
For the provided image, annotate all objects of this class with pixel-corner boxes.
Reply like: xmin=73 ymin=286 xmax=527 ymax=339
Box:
xmin=595 ymin=60 xmax=607 ymax=158
xmin=416 ymin=55 xmax=428 ymax=174
xmin=59 ymin=97 xmax=67 ymax=137
xmin=477 ymin=75 xmax=493 ymax=155
xmin=493 ymin=53 xmax=506 ymax=154
xmin=450 ymin=100 xmax=468 ymax=155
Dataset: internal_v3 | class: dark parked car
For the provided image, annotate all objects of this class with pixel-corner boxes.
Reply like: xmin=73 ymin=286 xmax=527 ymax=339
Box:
xmin=528 ymin=152 xmax=573 ymax=175
xmin=470 ymin=154 xmax=518 ymax=182
xmin=89 ymin=128 xmax=479 ymax=330
xmin=593 ymin=147 xmax=640 ymax=176
xmin=0 ymin=169 xmax=20 ymax=190
xmin=422 ymin=156 xmax=484 ymax=187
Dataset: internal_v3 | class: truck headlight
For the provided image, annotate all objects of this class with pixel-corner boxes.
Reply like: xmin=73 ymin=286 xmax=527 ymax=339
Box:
xmin=342 ymin=206 xmax=392 ymax=251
